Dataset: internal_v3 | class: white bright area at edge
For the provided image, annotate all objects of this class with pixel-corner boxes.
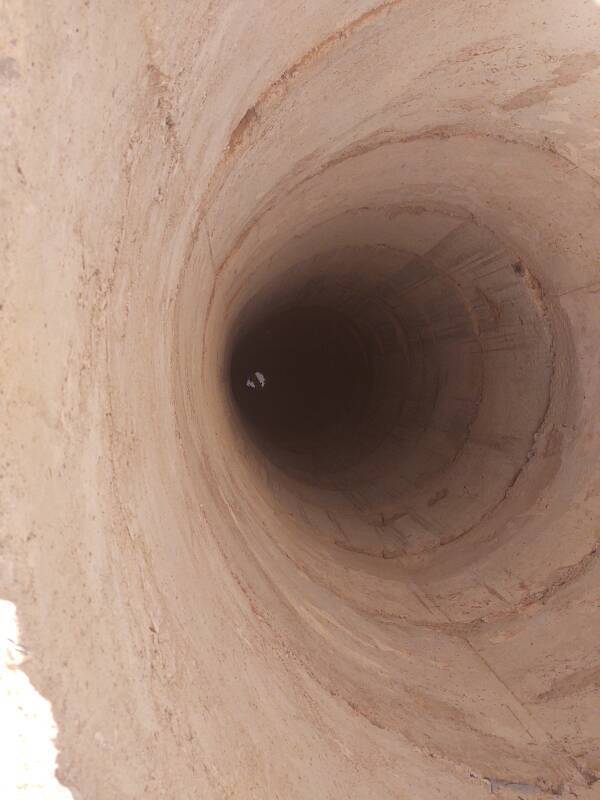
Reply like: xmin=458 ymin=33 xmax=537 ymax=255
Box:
xmin=0 ymin=599 xmax=73 ymax=799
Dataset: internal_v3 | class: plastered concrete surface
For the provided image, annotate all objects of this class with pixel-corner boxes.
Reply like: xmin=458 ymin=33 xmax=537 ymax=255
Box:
xmin=2 ymin=1 xmax=600 ymax=798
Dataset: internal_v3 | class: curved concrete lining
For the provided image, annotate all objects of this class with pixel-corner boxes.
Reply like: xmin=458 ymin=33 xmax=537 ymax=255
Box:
xmin=3 ymin=1 xmax=600 ymax=798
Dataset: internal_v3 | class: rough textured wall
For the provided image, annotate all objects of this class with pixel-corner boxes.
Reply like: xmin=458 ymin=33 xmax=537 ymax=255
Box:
xmin=2 ymin=1 xmax=600 ymax=798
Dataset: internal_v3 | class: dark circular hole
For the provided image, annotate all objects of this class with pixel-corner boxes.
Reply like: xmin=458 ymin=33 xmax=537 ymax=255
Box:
xmin=230 ymin=305 xmax=374 ymax=477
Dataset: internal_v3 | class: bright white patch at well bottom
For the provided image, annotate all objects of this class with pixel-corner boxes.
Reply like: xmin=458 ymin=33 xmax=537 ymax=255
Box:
xmin=0 ymin=600 xmax=73 ymax=799
xmin=246 ymin=370 xmax=266 ymax=390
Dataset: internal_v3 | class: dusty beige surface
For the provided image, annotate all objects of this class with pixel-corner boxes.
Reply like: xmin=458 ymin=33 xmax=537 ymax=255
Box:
xmin=2 ymin=1 xmax=600 ymax=798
